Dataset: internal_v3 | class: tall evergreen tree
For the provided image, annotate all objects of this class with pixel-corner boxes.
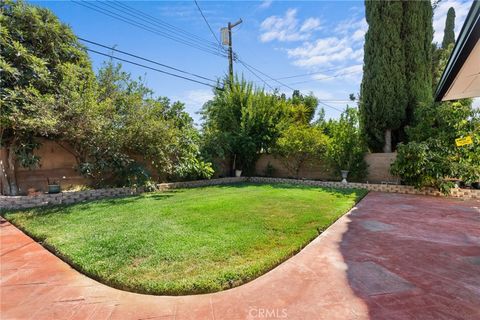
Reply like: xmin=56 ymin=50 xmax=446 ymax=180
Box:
xmin=442 ymin=7 xmax=456 ymax=49
xmin=402 ymin=1 xmax=433 ymax=130
xmin=360 ymin=1 xmax=407 ymax=152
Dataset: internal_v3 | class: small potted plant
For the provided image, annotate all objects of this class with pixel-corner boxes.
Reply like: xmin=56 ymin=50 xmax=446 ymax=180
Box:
xmin=47 ymin=178 xmax=61 ymax=194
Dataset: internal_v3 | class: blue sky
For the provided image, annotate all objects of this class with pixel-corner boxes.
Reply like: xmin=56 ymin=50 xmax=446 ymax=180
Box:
xmin=34 ymin=0 xmax=477 ymax=125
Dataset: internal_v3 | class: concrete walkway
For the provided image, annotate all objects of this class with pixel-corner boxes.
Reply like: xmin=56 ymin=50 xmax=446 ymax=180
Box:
xmin=1 ymin=192 xmax=479 ymax=320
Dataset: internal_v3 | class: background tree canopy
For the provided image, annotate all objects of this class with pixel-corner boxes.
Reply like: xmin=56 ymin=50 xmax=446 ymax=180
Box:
xmin=0 ymin=0 xmax=212 ymax=195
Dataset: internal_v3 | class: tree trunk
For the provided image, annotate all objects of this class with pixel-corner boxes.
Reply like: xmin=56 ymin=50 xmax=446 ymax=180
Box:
xmin=0 ymin=149 xmax=11 ymax=195
xmin=0 ymin=141 xmax=19 ymax=196
xmin=383 ymin=129 xmax=392 ymax=153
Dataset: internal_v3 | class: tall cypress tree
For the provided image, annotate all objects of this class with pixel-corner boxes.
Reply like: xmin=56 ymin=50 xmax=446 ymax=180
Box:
xmin=442 ymin=7 xmax=456 ymax=49
xmin=360 ymin=1 xmax=407 ymax=152
xmin=402 ymin=0 xmax=433 ymax=129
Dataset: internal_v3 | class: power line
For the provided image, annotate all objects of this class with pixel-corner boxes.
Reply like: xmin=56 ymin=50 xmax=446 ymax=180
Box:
xmin=274 ymin=65 xmax=362 ymax=80
xmin=81 ymin=0 xmax=223 ymax=55
xmin=78 ymin=37 xmax=217 ymax=83
xmin=113 ymin=0 xmax=220 ymax=50
xmin=286 ymin=69 xmax=362 ymax=86
xmin=235 ymin=56 xmax=344 ymax=112
xmin=237 ymin=60 xmax=275 ymax=91
xmin=86 ymin=48 xmax=220 ymax=89
xmin=237 ymin=58 xmax=300 ymax=92
xmin=193 ymin=0 xmax=223 ymax=49
xmin=72 ymin=0 xmax=226 ymax=58
xmin=106 ymin=1 xmax=220 ymax=52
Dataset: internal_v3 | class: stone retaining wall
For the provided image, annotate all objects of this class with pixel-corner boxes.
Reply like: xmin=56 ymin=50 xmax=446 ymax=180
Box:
xmin=157 ymin=177 xmax=247 ymax=190
xmin=248 ymin=177 xmax=480 ymax=200
xmin=2 ymin=176 xmax=478 ymax=212
xmin=0 ymin=178 xmax=248 ymax=211
xmin=0 ymin=187 xmax=139 ymax=211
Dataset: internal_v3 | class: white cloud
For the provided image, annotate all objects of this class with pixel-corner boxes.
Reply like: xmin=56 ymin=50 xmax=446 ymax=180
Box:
xmin=300 ymin=18 xmax=322 ymax=32
xmin=174 ymin=89 xmax=213 ymax=124
xmin=433 ymin=0 xmax=471 ymax=44
xmin=286 ymin=17 xmax=366 ymax=68
xmin=259 ymin=9 xmax=321 ymax=43
xmin=259 ymin=0 xmax=273 ymax=9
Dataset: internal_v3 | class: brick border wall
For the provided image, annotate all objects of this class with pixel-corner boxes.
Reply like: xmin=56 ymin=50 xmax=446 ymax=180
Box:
xmin=248 ymin=177 xmax=480 ymax=200
xmin=157 ymin=177 xmax=247 ymax=190
xmin=0 ymin=187 xmax=139 ymax=211
xmin=0 ymin=178 xmax=248 ymax=211
xmin=2 ymin=176 xmax=478 ymax=211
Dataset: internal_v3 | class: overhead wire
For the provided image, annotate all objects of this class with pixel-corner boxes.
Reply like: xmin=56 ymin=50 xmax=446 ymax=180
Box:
xmin=78 ymin=37 xmax=217 ymax=83
xmin=235 ymin=56 xmax=344 ymax=112
xmin=113 ymin=0 xmax=220 ymax=50
xmin=86 ymin=48 xmax=221 ymax=89
xmin=286 ymin=69 xmax=363 ymax=86
xmin=72 ymin=0 xmax=227 ymax=58
xmin=274 ymin=65 xmax=363 ymax=80
xmin=193 ymin=0 xmax=223 ymax=49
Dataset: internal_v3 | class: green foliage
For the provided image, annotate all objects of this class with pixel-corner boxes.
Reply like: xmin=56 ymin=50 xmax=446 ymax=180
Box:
xmin=80 ymin=61 xmax=207 ymax=187
xmin=201 ymin=76 xmax=287 ymax=174
xmin=360 ymin=1 xmax=433 ymax=151
xmin=322 ymin=107 xmax=367 ymax=181
xmin=274 ymin=125 xmax=329 ymax=178
xmin=402 ymin=1 xmax=433 ymax=128
xmin=393 ymin=15 xmax=479 ymax=194
xmin=360 ymin=0 xmax=407 ymax=152
xmin=0 ymin=1 xmax=212 ymax=193
xmin=392 ymin=102 xmax=480 ymax=193
xmin=0 ymin=0 xmax=97 ymax=194
xmin=442 ymin=7 xmax=456 ymax=49
xmin=287 ymin=90 xmax=319 ymax=125
xmin=173 ymin=158 xmax=214 ymax=181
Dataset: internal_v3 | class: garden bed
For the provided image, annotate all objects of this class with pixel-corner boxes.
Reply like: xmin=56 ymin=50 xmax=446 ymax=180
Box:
xmin=3 ymin=183 xmax=366 ymax=295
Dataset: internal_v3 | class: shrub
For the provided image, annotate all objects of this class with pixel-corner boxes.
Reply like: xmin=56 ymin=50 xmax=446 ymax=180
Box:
xmin=391 ymin=101 xmax=480 ymax=193
xmin=274 ymin=125 xmax=329 ymax=178
xmin=323 ymin=107 xmax=367 ymax=181
xmin=172 ymin=158 xmax=214 ymax=181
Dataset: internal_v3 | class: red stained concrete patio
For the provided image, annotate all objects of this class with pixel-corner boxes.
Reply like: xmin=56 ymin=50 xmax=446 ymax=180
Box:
xmin=1 ymin=192 xmax=480 ymax=320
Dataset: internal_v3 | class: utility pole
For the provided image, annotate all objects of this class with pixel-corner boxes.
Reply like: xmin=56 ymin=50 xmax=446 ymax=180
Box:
xmin=221 ymin=19 xmax=242 ymax=177
xmin=221 ymin=19 xmax=242 ymax=82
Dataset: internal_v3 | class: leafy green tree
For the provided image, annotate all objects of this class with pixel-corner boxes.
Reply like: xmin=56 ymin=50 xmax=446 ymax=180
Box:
xmin=402 ymin=1 xmax=433 ymax=130
xmin=84 ymin=61 xmax=212 ymax=185
xmin=0 ymin=0 xmax=96 ymax=194
xmin=394 ymin=6 xmax=478 ymax=193
xmin=287 ymin=90 xmax=318 ymax=125
xmin=201 ymin=76 xmax=286 ymax=175
xmin=392 ymin=102 xmax=479 ymax=193
xmin=274 ymin=125 xmax=329 ymax=179
xmin=323 ymin=107 xmax=367 ymax=181
xmin=442 ymin=7 xmax=456 ymax=49
xmin=360 ymin=0 xmax=407 ymax=153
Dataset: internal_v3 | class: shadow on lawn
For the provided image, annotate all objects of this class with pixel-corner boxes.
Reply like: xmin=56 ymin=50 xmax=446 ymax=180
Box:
xmin=220 ymin=181 xmax=368 ymax=202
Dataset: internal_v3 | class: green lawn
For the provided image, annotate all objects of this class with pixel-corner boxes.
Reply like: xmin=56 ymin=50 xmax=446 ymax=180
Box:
xmin=4 ymin=183 xmax=367 ymax=295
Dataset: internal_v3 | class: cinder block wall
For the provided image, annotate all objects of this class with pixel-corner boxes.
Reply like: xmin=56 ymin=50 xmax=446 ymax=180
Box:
xmin=364 ymin=153 xmax=398 ymax=183
xmin=255 ymin=154 xmax=336 ymax=180
xmin=1 ymin=140 xmax=88 ymax=195
xmin=255 ymin=153 xmax=398 ymax=183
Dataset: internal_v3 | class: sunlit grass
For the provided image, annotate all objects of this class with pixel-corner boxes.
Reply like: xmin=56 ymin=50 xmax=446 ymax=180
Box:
xmin=4 ymin=183 xmax=367 ymax=295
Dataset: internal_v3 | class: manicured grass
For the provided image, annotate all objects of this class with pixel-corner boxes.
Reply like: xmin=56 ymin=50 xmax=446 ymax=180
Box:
xmin=4 ymin=183 xmax=367 ymax=295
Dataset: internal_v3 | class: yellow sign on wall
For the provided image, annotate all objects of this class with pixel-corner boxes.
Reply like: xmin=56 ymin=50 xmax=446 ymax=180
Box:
xmin=455 ymin=136 xmax=473 ymax=147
